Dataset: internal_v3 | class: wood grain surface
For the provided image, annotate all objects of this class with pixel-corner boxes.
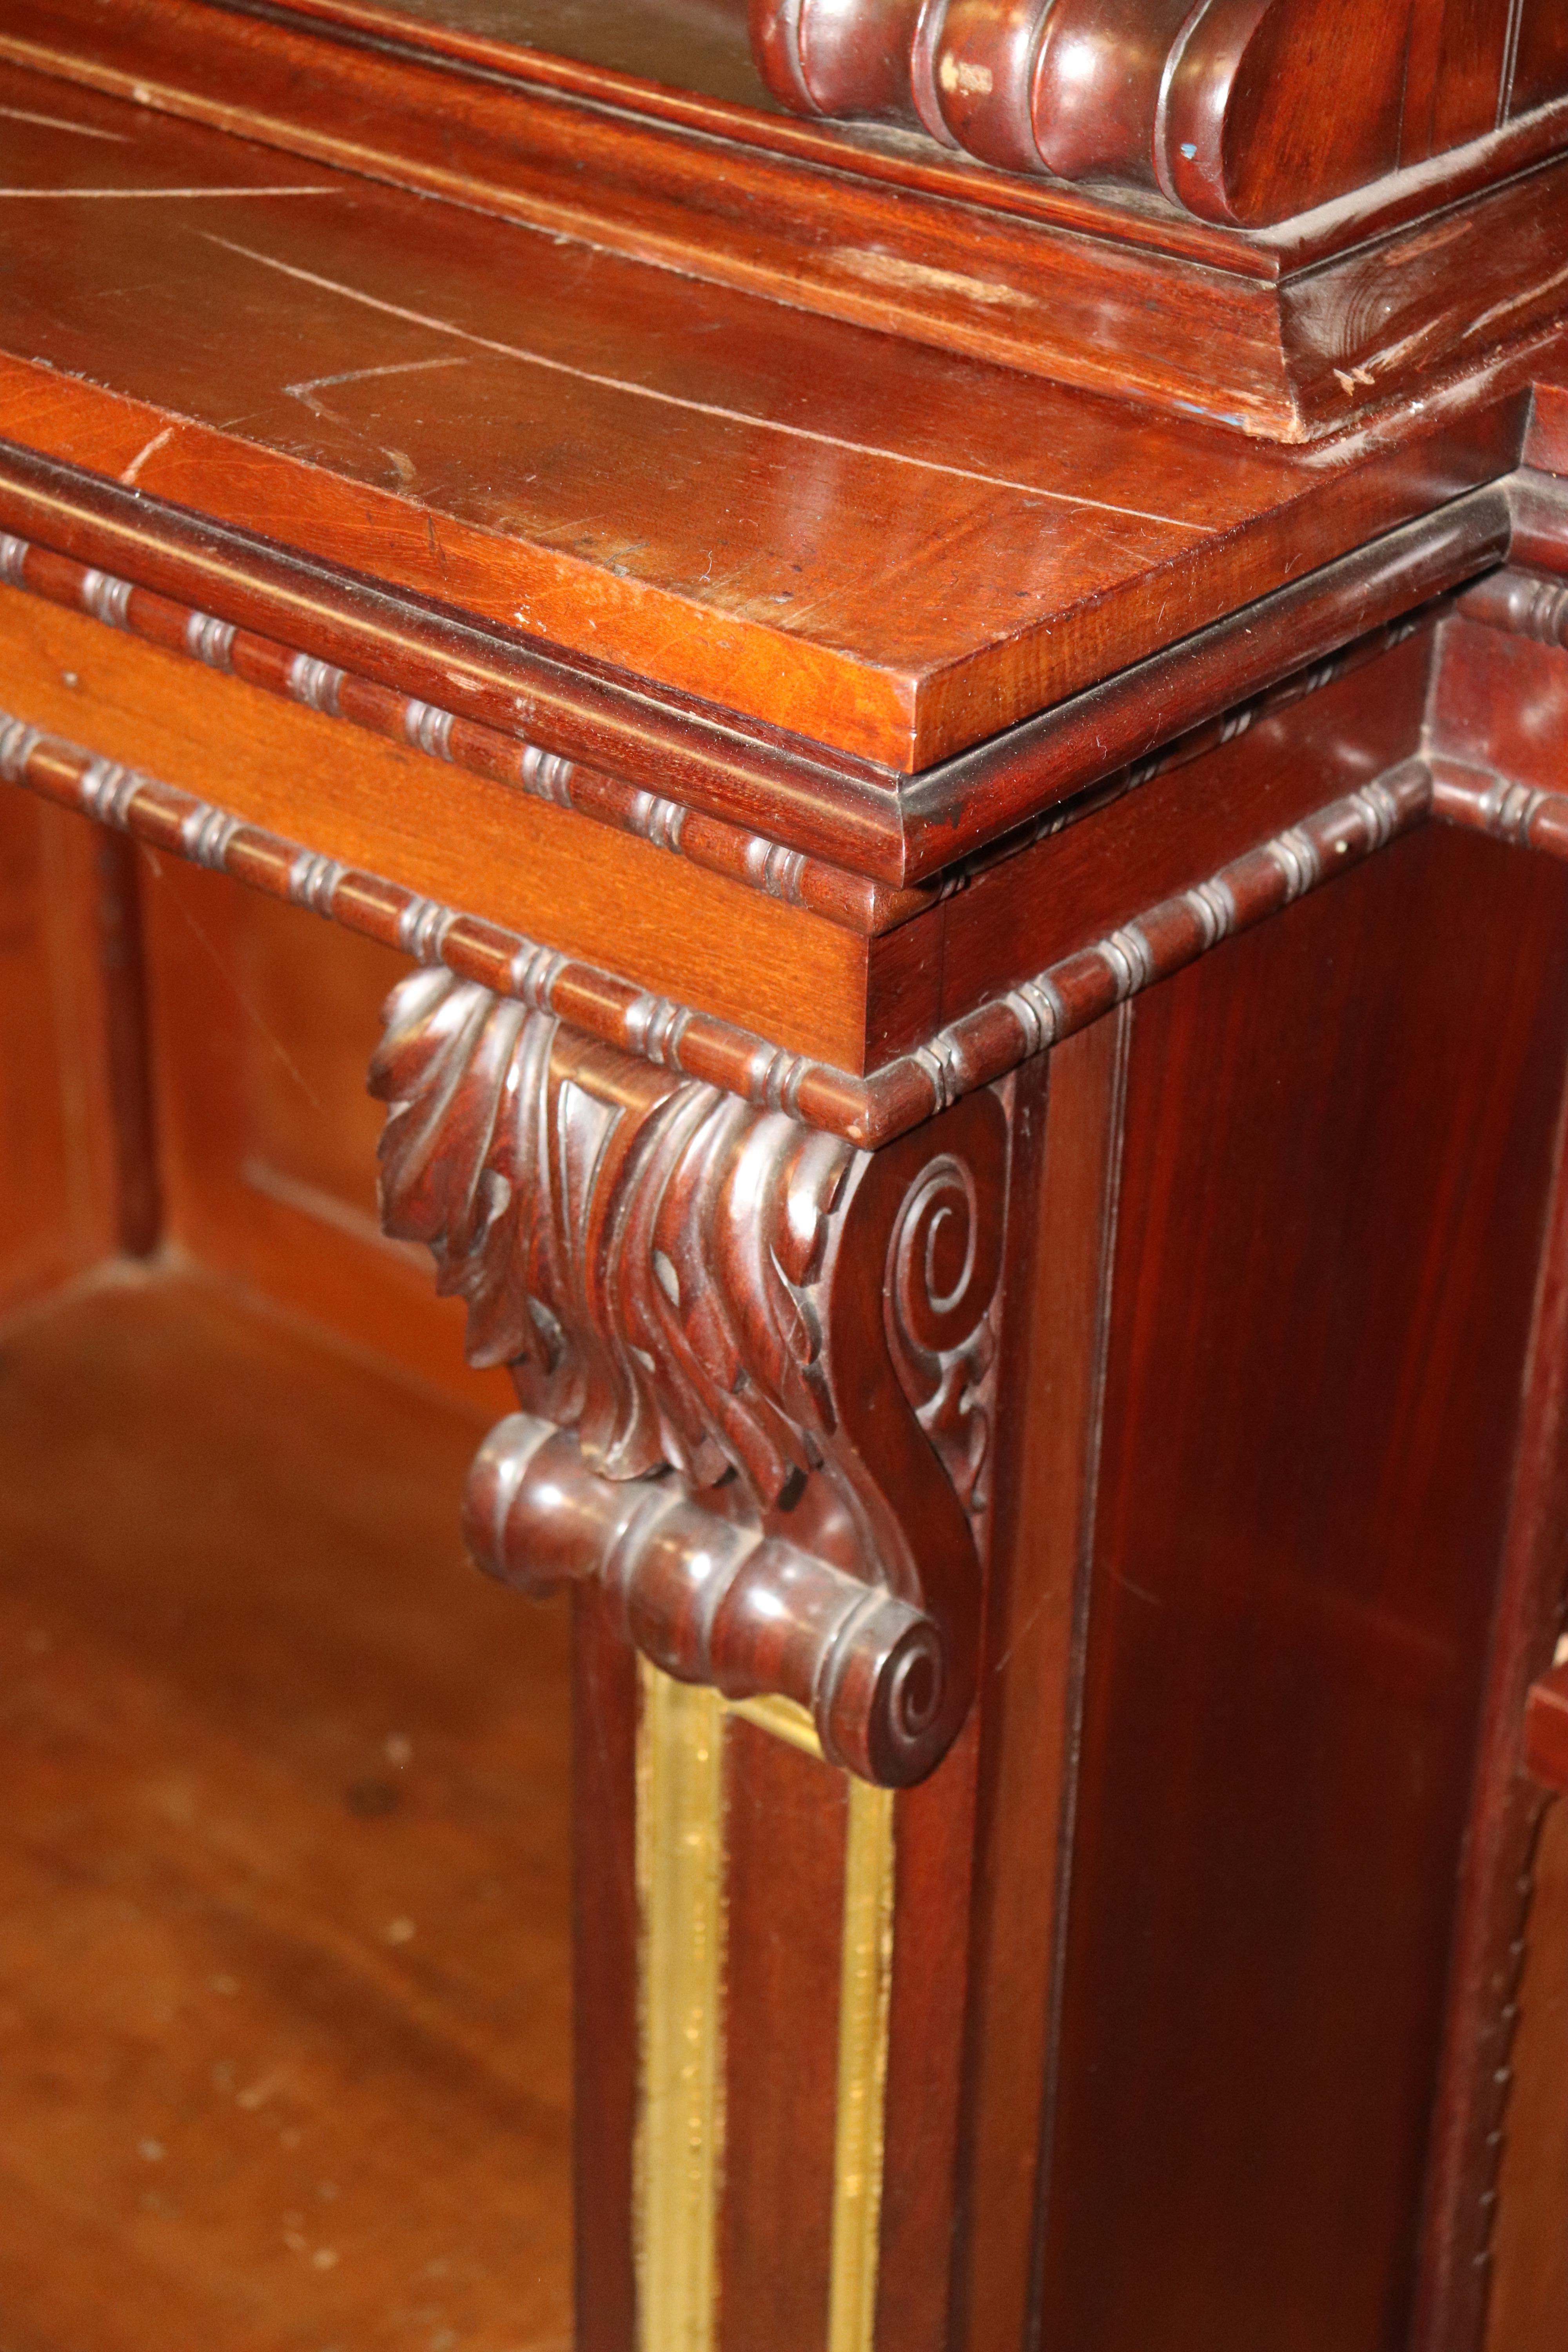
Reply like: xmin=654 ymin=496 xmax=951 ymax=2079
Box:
xmin=1483 ymin=1794 xmax=1568 ymax=2352
xmin=13 ymin=0 xmax=1568 ymax=451
xmin=953 ymin=1023 xmax=1126 ymax=2352
xmin=1036 ymin=823 xmax=1568 ymax=2352
xmin=0 ymin=583 xmax=869 ymax=1067
xmin=0 ymin=1266 xmax=572 ymax=2351
xmin=139 ymin=859 xmax=516 ymax=1411
xmin=718 ymin=1720 xmax=846 ymax=2352
xmin=0 ymin=55 xmax=1556 ymax=768
xmin=0 ymin=792 xmax=125 ymax=1310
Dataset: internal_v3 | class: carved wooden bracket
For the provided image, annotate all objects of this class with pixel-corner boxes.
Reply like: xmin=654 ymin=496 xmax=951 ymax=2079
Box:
xmin=371 ymin=971 xmax=1008 ymax=1785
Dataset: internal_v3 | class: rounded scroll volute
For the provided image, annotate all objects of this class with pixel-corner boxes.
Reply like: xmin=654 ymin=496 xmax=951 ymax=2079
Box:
xmin=886 ymin=1150 xmax=997 ymax=1517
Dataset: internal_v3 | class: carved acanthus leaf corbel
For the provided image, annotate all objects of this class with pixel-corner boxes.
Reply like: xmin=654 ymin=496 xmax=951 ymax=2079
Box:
xmin=372 ymin=969 xmax=1009 ymax=1784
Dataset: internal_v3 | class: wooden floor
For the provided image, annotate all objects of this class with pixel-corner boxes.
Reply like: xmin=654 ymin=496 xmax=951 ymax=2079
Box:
xmin=0 ymin=1265 xmax=572 ymax=2352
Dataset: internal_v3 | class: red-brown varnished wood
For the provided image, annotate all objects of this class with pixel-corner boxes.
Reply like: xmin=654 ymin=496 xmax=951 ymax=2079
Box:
xmin=954 ymin=1020 xmax=1127 ymax=2352
xmin=751 ymin=0 xmax=1568 ymax=224
xmin=1430 ymin=608 xmax=1568 ymax=799
xmin=1032 ymin=0 xmax=1196 ymax=182
xmin=1160 ymin=0 xmax=1411 ymax=224
xmin=0 ymin=443 xmax=908 ymax=885
xmin=1524 ymin=1662 xmax=1568 ymax=1789
xmin=93 ymin=825 xmax=160 ymax=1257
xmin=0 ymin=586 xmax=870 ymax=1069
xmin=1511 ymin=5 xmax=1568 ymax=117
xmin=877 ymin=1717 xmax=980 ymax=2352
xmin=718 ymin=1720 xmax=846 ymax=2352
xmin=1483 ymin=1794 xmax=1568 ymax=2352
xmin=1413 ymin=975 xmax=1568 ymax=2352
xmin=0 ymin=525 xmax=921 ymax=937
xmin=1036 ymin=824 xmax=1568 ymax=2352
xmin=13 ymin=0 xmax=1568 ymax=436
xmin=0 ymin=686 xmax=1446 ymax=1149
xmin=1402 ymin=0 xmax=1515 ymax=161
xmin=0 ymin=446 xmax=1522 ymax=895
xmin=0 ymin=793 xmax=126 ymax=1308
xmin=0 ymin=58 xmax=1558 ymax=770
xmin=0 ymin=789 xmax=88 ymax=1307
xmin=138 ymin=857 xmax=514 ymax=1411
xmin=0 ymin=1265 xmax=573 ymax=2350
xmin=924 ymin=624 xmax=1437 ymax=1035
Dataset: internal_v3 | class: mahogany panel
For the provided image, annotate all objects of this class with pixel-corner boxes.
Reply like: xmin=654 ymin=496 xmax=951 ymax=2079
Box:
xmin=718 ymin=1719 xmax=845 ymax=2352
xmin=928 ymin=626 xmax=1436 ymax=1032
xmin=1429 ymin=612 xmax=1568 ymax=792
xmin=1524 ymin=1663 xmax=1568 ymax=1789
xmin=138 ymin=854 xmax=514 ymax=1411
xmin=954 ymin=1024 xmax=1127 ymax=2352
xmin=0 ymin=585 xmax=869 ymax=1068
xmin=1413 ymin=981 xmax=1568 ymax=2352
xmin=877 ymin=1718 xmax=980 ymax=2352
xmin=1401 ymin=0 xmax=1514 ymax=162
xmin=1483 ymin=1795 xmax=1568 ymax=2352
xmin=1509 ymin=4 xmax=1568 ymax=117
xmin=0 ymin=791 xmax=125 ymax=1310
xmin=1038 ymin=825 xmax=1568 ymax=2352
xmin=0 ymin=788 xmax=84 ymax=1308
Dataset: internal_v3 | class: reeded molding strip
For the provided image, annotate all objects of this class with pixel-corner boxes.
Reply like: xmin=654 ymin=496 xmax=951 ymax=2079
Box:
xmin=1455 ymin=565 xmax=1568 ymax=650
xmin=0 ymin=529 xmax=918 ymax=938
xmin=1429 ymin=752 xmax=1568 ymax=857
xmin=0 ymin=705 xmax=1432 ymax=1147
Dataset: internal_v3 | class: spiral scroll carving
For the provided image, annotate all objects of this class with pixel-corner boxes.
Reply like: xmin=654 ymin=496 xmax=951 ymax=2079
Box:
xmin=886 ymin=1153 xmax=998 ymax=1519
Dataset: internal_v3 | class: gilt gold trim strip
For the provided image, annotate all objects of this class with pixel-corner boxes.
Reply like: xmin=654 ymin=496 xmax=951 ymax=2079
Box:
xmin=828 ymin=1779 xmax=896 ymax=2352
xmin=726 ymin=1690 xmax=824 ymax=1758
xmin=634 ymin=1673 xmax=894 ymax=2352
xmin=635 ymin=1662 xmax=727 ymax=2352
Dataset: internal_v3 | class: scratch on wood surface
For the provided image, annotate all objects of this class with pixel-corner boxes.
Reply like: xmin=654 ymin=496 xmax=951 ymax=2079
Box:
xmin=286 ymin=356 xmax=469 ymax=490
xmin=829 ymin=246 xmax=1031 ymax=310
xmin=120 ymin=425 xmax=174 ymax=485
xmin=284 ymin=355 xmax=472 ymax=419
xmin=0 ymin=185 xmax=341 ymax=198
xmin=202 ymin=234 xmax=1210 ymax=532
xmin=1459 ymin=258 xmax=1568 ymax=349
xmin=0 ymin=103 xmax=129 ymax=142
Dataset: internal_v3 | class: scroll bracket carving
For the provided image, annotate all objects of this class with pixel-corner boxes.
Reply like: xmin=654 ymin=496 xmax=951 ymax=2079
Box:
xmin=372 ymin=974 xmax=1009 ymax=1786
